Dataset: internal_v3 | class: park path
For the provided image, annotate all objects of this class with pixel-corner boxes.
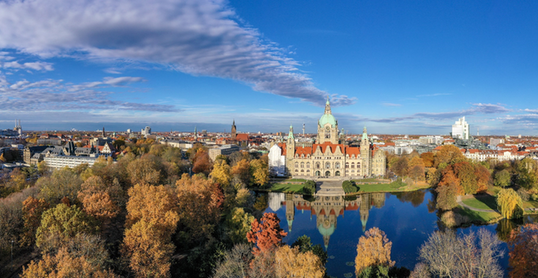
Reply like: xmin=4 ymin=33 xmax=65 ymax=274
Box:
xmin=457 ymin=199 xmax=538 ymax=213
xmin=456 ymin=199 xmax=497 ymax=213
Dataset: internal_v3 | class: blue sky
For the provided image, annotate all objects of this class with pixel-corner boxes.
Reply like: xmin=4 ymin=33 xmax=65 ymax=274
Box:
xmin=1 ymin=0 xmax=537 ymax=135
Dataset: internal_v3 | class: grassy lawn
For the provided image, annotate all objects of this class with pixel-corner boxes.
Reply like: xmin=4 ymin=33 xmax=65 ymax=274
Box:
xmin=461 ymin=194 xmax=497 ymax=211
xmin=523 ymin=200 xmax=538 ymax=209
xmin=456 ymin=206 xmax=501 ymax=223
xmin=356 ymin=181 xmax=407 ymax=192
xmin=269 ymin=183 xmax=307 ymax=194
xmin=354 ymin=178 xmax=383 ymax=183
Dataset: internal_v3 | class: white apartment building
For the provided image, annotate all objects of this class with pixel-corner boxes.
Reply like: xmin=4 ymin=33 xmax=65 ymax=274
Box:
xmin=452 ymin=117 xmax=470 ymax=140
xmin=44 ymin=155 xmax=100 ymax=169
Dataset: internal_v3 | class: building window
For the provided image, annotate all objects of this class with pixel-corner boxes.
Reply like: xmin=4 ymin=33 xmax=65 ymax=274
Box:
xmin=316 ymin=162 xmax=321 ymax=169
xmin=325 ymin=162 xmax=331 ymax=169
xmin=295 ymin=162 xmax=298 ymax=168
xmin=335 ymin=171 xmax=340 ymax=176
xmin=301 ymin=162 xmax=304 ymax=168
xmin=335 ymin=162 xmax=340 ymax=169
xmin=325 ymin=171 xmax=330 ymax=176
xmin=306 ymin=162 xmax=310 ymax=168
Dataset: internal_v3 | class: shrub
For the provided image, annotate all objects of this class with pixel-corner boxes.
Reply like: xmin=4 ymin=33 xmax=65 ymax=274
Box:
xmin=303 ymin=180 xmax=316 ymax=195
xmin=343 ymin=181 xmax=358 ymax=193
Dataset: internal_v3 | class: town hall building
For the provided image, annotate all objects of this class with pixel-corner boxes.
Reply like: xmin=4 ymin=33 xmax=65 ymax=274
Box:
xmin=269 ymin=98 xmax=386 ymax=178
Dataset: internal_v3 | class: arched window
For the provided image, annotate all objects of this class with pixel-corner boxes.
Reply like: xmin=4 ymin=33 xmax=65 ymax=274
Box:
xmin=301 ymin=162 xmax=305 ymax=168
xmin=306 ymin=162 xmax=310 ymax=168
xmin=346 ymin=162 xmax=349 ymax=168
xmin=351 ymin=162 xmax=355 ymax=168
xmin=325 ymin=162 xmax=331 ymax=169
xmin=335 ymin=171 xmax=340 ymax=176
xmin=316 ymin=162 xmax=321 ymax=169
xmin=335 ymin=162 xmax=340 ymax=169
xmin=316 ymin=171 xmax=321 ymax=176
xmin=325 ymin=171 xmax=330 ymax=176
xmin=295 ymin=162 xmax=299 ymax=168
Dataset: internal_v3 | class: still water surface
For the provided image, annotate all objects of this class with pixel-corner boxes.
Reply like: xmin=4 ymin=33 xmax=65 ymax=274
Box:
xmin=262 ymin=190 xmax=535 ymax=278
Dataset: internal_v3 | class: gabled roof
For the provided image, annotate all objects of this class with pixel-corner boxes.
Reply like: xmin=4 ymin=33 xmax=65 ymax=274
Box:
xmin=236 ymin=134 xmax=249 ymax=141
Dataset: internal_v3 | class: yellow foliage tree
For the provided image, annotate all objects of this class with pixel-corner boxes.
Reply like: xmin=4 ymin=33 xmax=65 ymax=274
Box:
xmin=497 ymin=188 xmax=524 ymax=219
xmin=123 ymin=184 xmax=179 ymax=277
xmin=210 ymin=159 xmax=232 ymax=187
xmin=250 ymin=159 xmax=269 ymax=186
xmin=125 ymin=184 xmax=179 ymax=234
xmin=232 ymin=159 xmax=251 ymax=185
xmin=275 ymin=245 xmax=325 ymax=278
xmin=176 ymin=173 xmax=223 ymax=242
xmin=355 ymin=227 xmax=395 ymax=276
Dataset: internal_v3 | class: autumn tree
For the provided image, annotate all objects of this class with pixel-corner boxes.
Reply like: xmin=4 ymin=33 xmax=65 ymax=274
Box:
xmin=225 ymin=207 xmax=255 ymax=244
xmin=176 ymin=173 xmax=223 ymax=243
xmin=420 ymin=152 xmax=434 ymax=168
xmin=475 ymin=164 xmax=491 ymax=193
xmin=514 ymin=157 xmax=538 ymax=190
xmin=78 ymin=176 xmax=120 ymax=222
xmin=192 ymin=148 xmax=212 ymax=175
xmin=250 ymin=159 xmax=269 ymax=187
xmin=37 ymin=168 xmax=83 ymax=205
xmin=453 ymin=161 xmax=478 ymax=194
xmin=291 ymin=235 xmax=328 ymax=266
xmin=497 ymin=189 xmax=524 ymax=219
xmin=355 ymin=227 xmax=395 ymax=276
xmin=123 ymin=184 xmax=179 ymax=278
xmin=390 ymin=156 xmax=408 ymax=177
xmin=436 ymin=182 xmax=458 ymax=211
xmin=408 ymin=156 xmax=425 ymax=183
xmin=21 ymin=197 xmax=49 ymax=247
xmin=232 ymin=159 xmax=251 ymax=186
xmin=247 ymin=212 xmax=287 ymax=255
xmin=494 ymin=169 xmax=511 ymax=188
xmin=508 ymin=223 xmax=538 ymax=278
xmin=437 ymin=166 xmax=463 ymax=195
xmin=36 ymin=203 xmax=97 ymax=254
xmin=434 ymin=145 xmax=465 ymax=168
xmin=22 ymin=234 xmax=117 ymax=278
xmin=126 ymin=154 xmax=164 ymax=186
xmin=123 ymin=220 xmax=176 ymax=278
xmin=275 ymin=245 xmax=325 ymax=278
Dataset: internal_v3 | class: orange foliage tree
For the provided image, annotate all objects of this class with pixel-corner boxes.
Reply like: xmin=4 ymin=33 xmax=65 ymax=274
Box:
xmin=246 ymin=212 xmax=287 ymax=255
xmin=176 ymin=173 xmax=223 ymax=242
xmin=453 ymin=161 xmax=478 ymax=194
xmin=274 ymin=245 xmax=325 ymax=278
xmin=420 ymin=152 xmax=434 ymax=168
xmin=21 ymin=196 xmax=49 ymax=247
xmin=434 ymin=145 xmax=465 ymax=168
xmin=232 ymin=159 xmax=251 ymax=186
xmin=508 ymin=223 xmax=538 ymax=278
xmin=78 ymin=176 xmax=119 ymax=221
xmin=474 ymin=164 xmax=491 ymax=193
xmin=355 ymin=227 xmax=395 ymax=276
xmin=192 ymin=148 xmax=212 ymax=175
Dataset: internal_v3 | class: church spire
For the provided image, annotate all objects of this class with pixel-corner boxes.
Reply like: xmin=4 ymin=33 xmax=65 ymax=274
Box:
xmin=362 ymin=126 xmax=368 ymax=141
xmin=288 ymin=125 xmax=294 ymax=140
xmin=324 ymin=96 xmax=332 ymax=115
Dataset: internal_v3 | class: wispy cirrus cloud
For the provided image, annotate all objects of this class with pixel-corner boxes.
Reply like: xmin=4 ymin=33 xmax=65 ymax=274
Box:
xmin=382 ymin=103 xmax=401 ymax=107
xmin=0 ymin=0 xmax=354 ymax=106
xmin=362 ymin=103 xmax=512 ymax=123
xmin=0 ymin=75 xmax=176 ymax=112
xmin=2 ymin=61 xmax=54 ymax=71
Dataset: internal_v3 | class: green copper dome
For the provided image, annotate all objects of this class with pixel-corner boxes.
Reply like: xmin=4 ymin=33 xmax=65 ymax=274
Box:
xmin=319 ymin=114 xmax=337 ymax=127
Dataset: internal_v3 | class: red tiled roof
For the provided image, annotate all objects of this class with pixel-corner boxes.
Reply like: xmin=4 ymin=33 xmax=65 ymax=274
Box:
xmin=278 ymin=143 xmax=286 ymax=155
xmin=236 ymin=134 xmax=249 ymax=141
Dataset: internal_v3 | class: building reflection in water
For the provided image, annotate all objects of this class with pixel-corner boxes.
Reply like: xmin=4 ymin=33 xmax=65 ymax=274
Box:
xmin=270 ymin=192 xmax=386 ymax=249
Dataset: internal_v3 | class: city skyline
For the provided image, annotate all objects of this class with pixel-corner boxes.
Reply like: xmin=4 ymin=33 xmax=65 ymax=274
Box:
xmin=1 ymin=1 xmax=538 ymax=135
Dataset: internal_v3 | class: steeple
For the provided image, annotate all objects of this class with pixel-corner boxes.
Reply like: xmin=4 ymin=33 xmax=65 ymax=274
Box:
xmin=324 ymin=96 xmax=332 ymax=115
xmin=288 ymin=125 xmax=294 ymax=140
xmin=362 ymin=126 xmax=368 ymax=141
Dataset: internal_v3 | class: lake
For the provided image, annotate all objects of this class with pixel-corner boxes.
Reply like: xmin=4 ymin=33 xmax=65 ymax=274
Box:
xmin=263 ymin=190 xmax=537 ymax=278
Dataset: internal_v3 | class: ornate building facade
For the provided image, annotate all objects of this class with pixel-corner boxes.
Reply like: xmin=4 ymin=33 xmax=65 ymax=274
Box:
xmin=271 ymin=99 xmax=386 ymax=178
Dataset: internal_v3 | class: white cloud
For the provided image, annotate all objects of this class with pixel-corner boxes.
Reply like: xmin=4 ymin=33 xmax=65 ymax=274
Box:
xmin=0 ymin=75 xmax=175 ymax=112
xmin=0 ymin=0 xmax=355 ymax=106
xmin=2 ymin=61 xmax=54 ymax=71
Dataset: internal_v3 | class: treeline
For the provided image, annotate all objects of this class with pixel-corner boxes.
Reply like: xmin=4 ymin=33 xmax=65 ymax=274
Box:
xmin=0 ymin=142 xmax=273 ymax=277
